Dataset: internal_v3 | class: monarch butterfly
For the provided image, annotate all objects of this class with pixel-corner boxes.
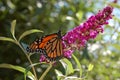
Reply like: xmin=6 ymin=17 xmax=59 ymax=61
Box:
xmin=26 ymin=30 xmax=63 ymax=61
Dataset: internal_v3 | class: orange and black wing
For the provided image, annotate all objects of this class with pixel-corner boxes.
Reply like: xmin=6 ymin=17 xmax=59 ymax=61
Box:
xmin=26 ymin=38 xmax=43 ymax=53
xmin=27 ymin=30 xmax=63 ymax=61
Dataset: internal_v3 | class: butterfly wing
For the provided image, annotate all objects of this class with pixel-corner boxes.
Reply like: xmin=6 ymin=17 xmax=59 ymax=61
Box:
xmin=27 ymin=30 xmax=63 ymax=61
xmin=26 ymin=38 xmax=42 ymax=53
xmin=39 ymin=31 xmax=63 ymax=61
xmin=42 ymin=34 xmax=63 ymax=61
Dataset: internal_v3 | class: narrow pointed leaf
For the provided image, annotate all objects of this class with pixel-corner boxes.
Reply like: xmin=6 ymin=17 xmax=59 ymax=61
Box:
xmin=0 ymin=63 xmax=35 ymax=80
xmin=55 ymin=69 xmax=64 ymax=77
xmin=18 ymin=29 xmax=43 ymax=41
xmin=55 ymin=69 xmax=65 ymax=80
xmin=60 ymin=58 xmax=74 ymax=75
xmin=72 ymin=54 xmax=82 ymax=77
xmin=11 ymin=20 xmax=16 ymax=38
xmin=0 ymin=37 xmax=16 ymax=43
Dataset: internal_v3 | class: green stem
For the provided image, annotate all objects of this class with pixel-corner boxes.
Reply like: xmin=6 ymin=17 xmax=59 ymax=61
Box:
xmin=39 ymin=63 xmax=53 ymax=80
xmin=72 ymin=54 xmax=82 ymax=78
xmin=83 ymin=70 xmax=89 ymax=79
xmin=16 ymin=41 xmax=38 ymax=80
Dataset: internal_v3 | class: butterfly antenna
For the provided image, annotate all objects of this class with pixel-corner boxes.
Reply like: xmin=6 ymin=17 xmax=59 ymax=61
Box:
xmin=58 ymin=26 xmax=63 ymax=34
xmin=58 ymin=22 xmax=66 ymax=34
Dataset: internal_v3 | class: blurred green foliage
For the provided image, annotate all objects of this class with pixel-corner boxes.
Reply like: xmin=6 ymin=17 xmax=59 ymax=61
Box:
xmin=0 ymin=0 xmax=120 ymax=80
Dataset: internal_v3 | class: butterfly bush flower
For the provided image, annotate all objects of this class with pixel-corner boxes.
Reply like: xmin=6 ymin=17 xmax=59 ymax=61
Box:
xmin=39 ymin=6 xmax=113 ymax=62
xmin=39 ymin=55 xmax=46 ymax=62
xmin=62 ymin=6 xmax=113 ymax=58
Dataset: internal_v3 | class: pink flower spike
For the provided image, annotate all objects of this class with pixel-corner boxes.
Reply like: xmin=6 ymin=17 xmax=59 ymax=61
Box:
xmin=39 ymin=6 xmax=113 ymax=63
xmin=62 ymin=6 xmax=113 ymax=58
xmin=63 ymin=49 xmax=74 ymax=58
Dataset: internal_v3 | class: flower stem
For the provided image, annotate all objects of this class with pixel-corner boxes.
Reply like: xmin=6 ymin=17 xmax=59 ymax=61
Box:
xmin=72 ymin=54 xmax=82 ymax=78
xmin=39 ymin=63 xmax=53 ymax=80
xmin=16 ymin=41 xmax=38 ymax=80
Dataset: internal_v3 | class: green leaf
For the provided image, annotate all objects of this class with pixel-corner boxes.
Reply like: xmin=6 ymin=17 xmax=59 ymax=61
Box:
xmin=0 ymin=63 xmax=35 ymax=80
xmin=55 ymin=69 xmax=65 ymax=80
xmin=7 ymin=0 xmax=15 ymax=9
xmin=11 ymin=20 xmax=16 ymax=39
xmin=60 ymin=58 xmax=74 ymax=75
xmin=0 ymin=37 xmax=16 ymax=43
xmin=18 ymin=29 xmax=43 ymax=41
xmin=88 ymin=64 xmax=94 ymax=71
xmin=72 ymin=54 xmax=82 ymax=77
xmin=55 ymin=69 xmax=64 ymax=77
xmin=65 ymin=76 xmax=78 ymax=80
xmin=76 ymin=10 xmax=83 ymax=20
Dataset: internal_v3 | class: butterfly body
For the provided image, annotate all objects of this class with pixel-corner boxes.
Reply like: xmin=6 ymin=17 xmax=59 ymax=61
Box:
xmin=27 ymin=30 xmax=63 ymax=61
